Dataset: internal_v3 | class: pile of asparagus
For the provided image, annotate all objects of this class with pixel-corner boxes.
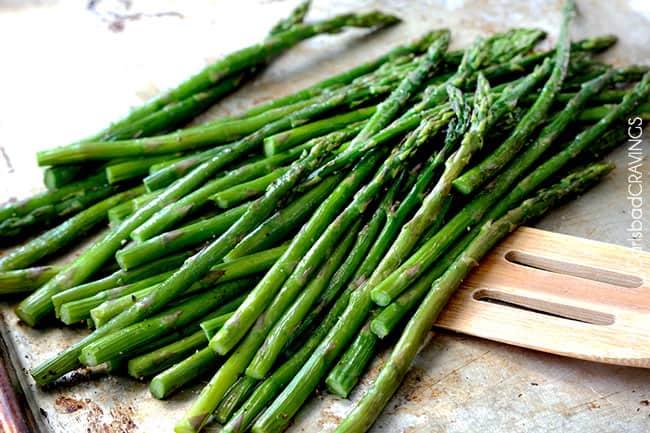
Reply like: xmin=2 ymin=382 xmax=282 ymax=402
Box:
xmin=1 ymin=0 xmax=648 ymax=432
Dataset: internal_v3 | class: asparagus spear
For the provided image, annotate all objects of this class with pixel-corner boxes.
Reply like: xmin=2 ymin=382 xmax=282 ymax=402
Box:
xmin=200 ymin=311 xmax=238 ymax=340
xmin=0 ymin=186 xmax=144 ymax=271
xmin=150 ymin=347 xmax=219 ymax=399
xmin=36 ymin=12 xmax=400 ymax=166
xmin=220 ymin=121 xmax=463 ymax=433
xmin=326 ymin=188 xmax=453 ymax=397
xmin=0 ymin=173 xmax=112 ymax=236
xmin=284 ymin=175 xmax=401 ymax=354
xmin=91 ymin=244 xmax=288 ymax=328
xmin=21 ymin=64 xmax=366 ymax=329
xmin=115 ymin=204 xmax=247 ymax=270
xmin=370 ymin=70 xmax=650 ymax=305
xmin=0 ymin=266 xmax=62 ymax=295
xmin=174 ymin=152 xmax=382 ymax=433
xmin=346 ymin=31 xmax=450 ymax=149
xmin=224 ymin=174 xmax=342 ymax=260
xmin=132 ymin=66 xmax=405 ymax=242
xmin=105 ymin=155 xmax=183 ymax=184
xmin=244 ymin=219 xmax=362 ymax=378
xmin=215 ymin=376 xmax=259 ymax=424
xmin=30 ymin=136 xmax=335 ymax=384
xmin=239 ymin=66 xmax=572 ymax=430
xmin=453 ymin=0 xmax=574 ymax=194
xmin=79 ymin=277 xmax=257 ymax=366
xmin=129 ymin=331 xmax=207 ymax=379
xmin=211 ymin=110 xmax=448 ymax=357
xmin=58 ymin=272 xmax=173 ymax=325
xmin=325 ymin=313 xmax=378 ymax=398
xmin=269 ymin=1 xmax=311 ymax=35
xmin=141 ymin=32 xmax=444 ymax=191
xmin=331 ymin=162 xmax=613 ymax=433
xmin=107 ymin=199 xmax=137 ymax=225
xmin=364 ymin=77 xmax=490 ymax=307
xmin=263 ymin=108 xmax=371 ymax=156
xmin=50 ymin=251 xmax=194 ymax=315
xmin=132 ymin=141 xmax=318 ymax=242
xmin=118 ymin=9 xmax=400 ymax=140
xmin=127 ymin=295 xmax=246 ymax=378
xmin=210 ymin=168 xmax=290 ymax=209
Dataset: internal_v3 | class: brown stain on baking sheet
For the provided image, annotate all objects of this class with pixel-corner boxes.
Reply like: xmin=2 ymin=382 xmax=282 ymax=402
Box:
xmin=54 ymin=395 xmax=137 ymax=433
xmin=54 ymin=395 xmax=86 ymax=414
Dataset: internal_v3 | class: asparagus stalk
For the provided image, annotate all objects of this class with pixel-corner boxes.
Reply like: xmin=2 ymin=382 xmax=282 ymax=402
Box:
xmin=210 ymin=167 xmax=290 ymax=209
xmin=220 ymin=122 xmax=463 ymax=433
xmin=327 ymin=188 xmax=453 ymax=396
xmin=174 ymin=152 xmax=382 ymax=433
xmin=263 ymin=108 xmax=372 ymax=156
xmin=364 ymin=78 xmax=618 ymax=330
xmin=129 ymin=331 xmax=207 ymax=379
xmin=36 ymin=13 xmax=400 ymax=166
xmin=215 ymin=376 xmax=259 ymax=424
xmin=91 ymin=245 xmax=288 ymax=328
xmin=347 ymin=31 xmax=450 ymax=149
xmin=115 ymin=204 xmax=247 ymax=270
xmin=150 ymin=347 xmax=219 ymax=399
xmin=331 ymin=162 xmax=613 ymax=433
xmin=365 ymin=76 xmax=491 ymax=307
xmin=453 ymin=0 xmax=574 ymax=194
xmin=108 ymin=199 xmax=137 ymax=226
xmin=105 ymin=155 xmax=183 ymax=184
xmin=270 ymin=1 xmax=311 ymax=35
xmin=106 ymin=71 xmax=253 ymax=142
xmin=34 ymin=133 xmax=338 ymax=385
xmin=0 ymin=172 xmax=108 ymax=221
xmin=211 ymin=109 xmax=444 ymax=356
xmin=58 ymin=272 xmax=173 ymax=325
xmin=285 ymin=175 xmax=399 ymax=352
xmin=127 ymin=295 xmax=245 ymax=378
xmin=240 ymin=72 xmax=548 ymax=429
xmin=325 ymin=313 xmax=378 ymax=398
xmin=370 ymin=70 xmax=650 ymax=306
xmin=224 ymin=174 xmax=342 ymax=260
xmin=79 ymin=277 xmax=257 ymax=366
xmin=0 ymin=266 xmax=62 ymax=295
xmin=131 ymin=71 xmax=400 ymax=243
xmin=200 ymin=312 xmax=237 ymax=340
xmin=50 ymin=251 xmax=194 ymax=315
xmin=21 ymin=61 xmax=363 ymax=329
xmin=244 ymin=219 xmax=361 ymax=378
xmin=0 ymin=186 xmax=144 ymax=271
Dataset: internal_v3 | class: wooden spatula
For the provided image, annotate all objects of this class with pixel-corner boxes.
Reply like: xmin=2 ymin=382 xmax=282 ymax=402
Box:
xmin=435 ymin=227 xmax=650 ymax=368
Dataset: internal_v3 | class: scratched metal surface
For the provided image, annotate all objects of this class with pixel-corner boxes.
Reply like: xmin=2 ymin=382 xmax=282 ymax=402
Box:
xmin=0 ymin=0 xmax=649 ymax=432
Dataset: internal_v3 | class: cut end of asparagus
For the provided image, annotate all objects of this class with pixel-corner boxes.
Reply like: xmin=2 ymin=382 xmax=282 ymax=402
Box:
xmin=150 ymin=376 xmax=169 ymax=400
xmin=370 ymin=289 xmax=393 ymax=307
xmin=369 ymin=319 xmax=389 ymax=339
xmin=14 ymin=305 xmax=39 ymax=328
xmin=78 ymin=348 xmax=101 ymax=367
xmin=325 ymin=377 xmax=351 ymax=398
xmin=59 ymin=305 xmax=82 ymax=326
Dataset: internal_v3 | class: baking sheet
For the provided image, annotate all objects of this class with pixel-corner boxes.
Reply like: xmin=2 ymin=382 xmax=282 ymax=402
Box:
xmin=0 ymin=1 xmax=649 ymax=432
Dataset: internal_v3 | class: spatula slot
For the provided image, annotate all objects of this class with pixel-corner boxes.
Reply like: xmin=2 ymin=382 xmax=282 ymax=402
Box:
xmin=472 ymin=289 xmax=616 ymax=326
xmin=504 ymin=250 xmax=643 ymax=288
